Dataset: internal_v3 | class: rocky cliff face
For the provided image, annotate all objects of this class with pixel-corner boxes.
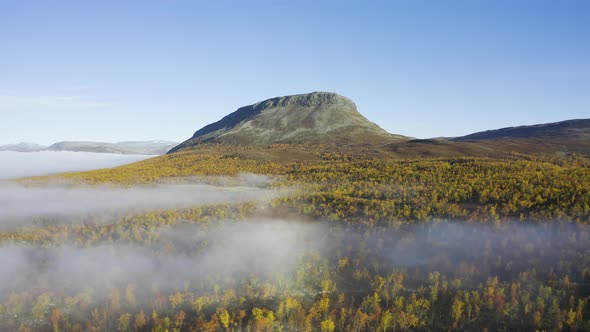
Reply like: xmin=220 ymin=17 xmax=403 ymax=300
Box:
xmin=171 ymin=92 xmax=406 ymax=152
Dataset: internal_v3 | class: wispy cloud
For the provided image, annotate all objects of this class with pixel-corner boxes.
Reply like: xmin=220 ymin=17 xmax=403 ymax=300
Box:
xmin=57 ymin=84 xmax=96 ymax=92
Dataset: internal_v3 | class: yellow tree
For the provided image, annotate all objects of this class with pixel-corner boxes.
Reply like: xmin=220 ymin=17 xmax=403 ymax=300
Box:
xmin=451 ymin=295 xmax=464 ymax=328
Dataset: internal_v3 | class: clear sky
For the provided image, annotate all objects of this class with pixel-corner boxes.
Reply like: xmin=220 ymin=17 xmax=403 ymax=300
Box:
xmin=1 ymin=0 xmax=588 ymax=144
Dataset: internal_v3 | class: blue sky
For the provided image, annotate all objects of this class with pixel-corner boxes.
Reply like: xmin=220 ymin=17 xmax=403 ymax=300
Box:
xmin=1 ymin=0 xmax=588 ymax=144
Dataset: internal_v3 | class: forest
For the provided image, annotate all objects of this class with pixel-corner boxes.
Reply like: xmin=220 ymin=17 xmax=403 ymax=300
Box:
xmin=2 ymin=145 xmax=590 ymax=331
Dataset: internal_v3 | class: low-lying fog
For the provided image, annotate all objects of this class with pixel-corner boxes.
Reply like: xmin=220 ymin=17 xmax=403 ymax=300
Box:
xmin=0 ymin=221 xmax=319 ymax=295
xmin=0 ymin=150 xmax=154 ymax=179
xmin=0 ymin=180 xmax=280 ymax=230
xmin=0 ymin=220 xmax=586 ymax=298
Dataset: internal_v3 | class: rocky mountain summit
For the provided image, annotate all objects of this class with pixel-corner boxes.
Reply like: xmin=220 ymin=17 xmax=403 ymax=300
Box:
xmin=170 ymin=92 xmax=406 ymax=152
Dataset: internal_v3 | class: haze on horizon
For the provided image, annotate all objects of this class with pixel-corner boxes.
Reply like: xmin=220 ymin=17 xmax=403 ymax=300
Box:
xmin=1 ymin=0 xmax=588 ymax=145
xmin=0 ymin=151 xmax=154 ymax=179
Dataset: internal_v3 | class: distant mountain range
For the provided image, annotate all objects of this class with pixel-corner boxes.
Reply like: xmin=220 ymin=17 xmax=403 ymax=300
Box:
xmin=0 ymin=141 xmax=178 ymax=155
xmin=171 ymin=91 xmax=590 ymax=159
xmin=0 ymin=142 xmax=48 ymax=152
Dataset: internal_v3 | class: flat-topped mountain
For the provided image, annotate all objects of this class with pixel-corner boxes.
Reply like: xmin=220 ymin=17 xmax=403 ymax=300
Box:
xmin=170 ymin=92 xmax=407 ymax=152
xmin=453 ymin=119 xmax=590 ymax=141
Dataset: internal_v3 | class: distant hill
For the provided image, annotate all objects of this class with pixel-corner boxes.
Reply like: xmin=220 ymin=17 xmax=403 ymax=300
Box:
xmin=0 ymin=142 xmax=47 ymax=152
xmin=0 ymin=141 xmax=177 ymax=155
xmin=382 ymin=119 xmax=590 ymax=159
xmin=453 ymin=119 xmax=590 ymax=141
xmin=170 ymin=92 xmax=407 ymax=153
xmin=48 ymin=141 xmax=178 ymax=155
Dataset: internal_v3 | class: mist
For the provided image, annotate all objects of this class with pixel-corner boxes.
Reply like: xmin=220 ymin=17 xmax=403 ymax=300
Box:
xmin=0 ymin=180 xmax=281 ymax=230
xmin=0 ymin=220 xmax=323 ymax=296
xmin=0 ymin=219 xmax=586 ymax=299
xmin=0 ymin=151 xmax=154 ymax=179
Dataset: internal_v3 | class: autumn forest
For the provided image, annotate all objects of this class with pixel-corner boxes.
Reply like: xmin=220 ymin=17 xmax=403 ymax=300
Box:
xmin=1 ymin=144 xmax=589 ymax=332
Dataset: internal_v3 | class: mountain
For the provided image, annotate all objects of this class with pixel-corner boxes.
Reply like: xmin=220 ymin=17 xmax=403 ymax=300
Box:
xmin=48 ymin=141 xmax=178 ymax=155
xmin=170 ymin=92 xmax=407 ymax=153
xmin=0 ymin=142 xmax=47 ymax=152
xmin=453 ymin=119 xmax=590 ymax=141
